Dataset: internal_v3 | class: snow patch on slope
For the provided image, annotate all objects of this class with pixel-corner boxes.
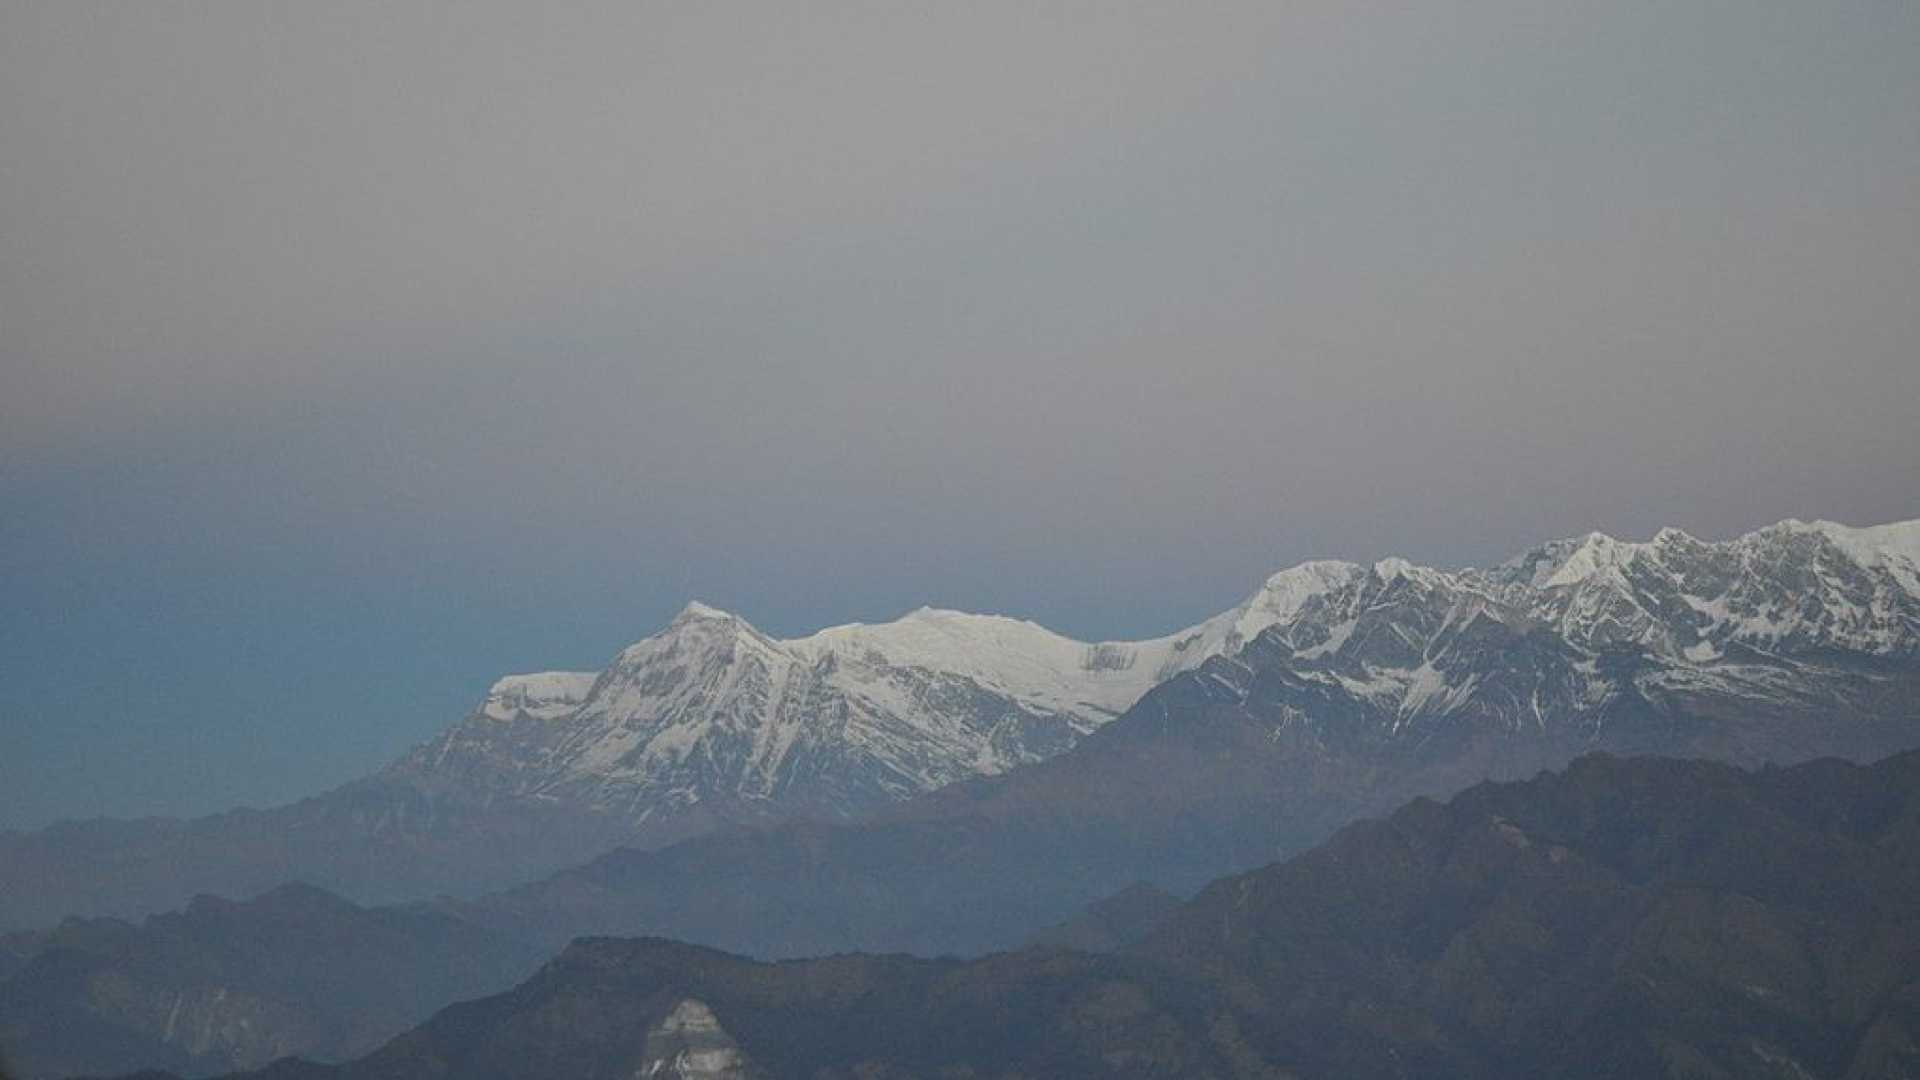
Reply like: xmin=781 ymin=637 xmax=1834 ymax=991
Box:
xmin=481 ymin=672 xmax=599 ymax=721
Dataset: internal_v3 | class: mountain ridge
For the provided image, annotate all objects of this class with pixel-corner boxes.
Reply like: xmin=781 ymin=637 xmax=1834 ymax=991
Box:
xmin=394 ymin=513 xmax=1920 ymax=834
xmin=4 ymin=514 xmax=1915 ymax=935
xmin=7 ymin=517 xmax=1920 ymax=1076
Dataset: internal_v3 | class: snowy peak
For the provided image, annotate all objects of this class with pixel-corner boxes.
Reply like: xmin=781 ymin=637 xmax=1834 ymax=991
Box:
xmin=800 ymin=607 xmax=1158 ymax=719
xmin=1191 ymin=516 xmax=1920 ymax=745
xmin=618 ymin=601 xmax=787 ymax=668
xmin=671 ymin=599 xmax=740 ymax=625
xmin=1503 ymin=518 xmax=1920 ymax=597
xmin=1147 ymin=560 xmax=1368 ymax=674
xmin=1247 ymin=561 xmax=1364 ymax=625
xmin=1498 ymin=530 xmax=1638 ymax=590
xmin=653 ymin=600 xmax=774 ymax=650
xmin=1538 ymin=532 xmax=1633 ymax=589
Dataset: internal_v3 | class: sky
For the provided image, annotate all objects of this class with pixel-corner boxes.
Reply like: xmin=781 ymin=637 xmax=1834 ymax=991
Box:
xmin=3 ymin=1 xmax=1917 ymax=829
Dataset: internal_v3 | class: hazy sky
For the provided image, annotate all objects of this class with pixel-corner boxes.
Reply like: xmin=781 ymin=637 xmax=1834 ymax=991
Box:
xmin=3 ymin=1 xmax=1916 ymax=828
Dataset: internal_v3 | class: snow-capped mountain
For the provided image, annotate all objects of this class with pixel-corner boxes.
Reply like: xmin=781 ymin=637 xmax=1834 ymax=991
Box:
xmin=1196 ymin=517 xmax=1920 ymax=746
xmin=450 ymin=519 xmax=1920 ymax=965
xmin=1498 ymin=518 xmax=1920 ymax=657
xmin=6 ymin=516 xmax=1914 ymax=934
xmin=386 ymin=583 xmax=1314 ymax=835
xmin=388 ymin=516 xmax=1920 ymax=845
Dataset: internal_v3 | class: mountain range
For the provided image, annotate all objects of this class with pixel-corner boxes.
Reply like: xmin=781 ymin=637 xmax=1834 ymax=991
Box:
xmin=7 ymin=516 xmax=1915 ymax=933
xmin=450 ymin=515 xmax=1920 ymax=959
xmin=5 ymin=516 xmax=1920 ymax=1077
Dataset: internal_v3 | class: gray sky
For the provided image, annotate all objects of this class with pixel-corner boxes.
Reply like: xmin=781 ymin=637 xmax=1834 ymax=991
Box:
xmin=3 ymin=1 xmax=1917 ymax=828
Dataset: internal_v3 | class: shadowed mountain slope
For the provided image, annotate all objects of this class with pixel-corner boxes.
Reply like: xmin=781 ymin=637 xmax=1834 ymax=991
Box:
xmin=1026 ymin=882 xmax=1184 ymax=952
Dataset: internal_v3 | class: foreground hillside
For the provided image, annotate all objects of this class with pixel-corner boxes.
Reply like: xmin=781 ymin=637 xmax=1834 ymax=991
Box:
xmin=176 ymin=750 xmax=1920 ymax=1079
